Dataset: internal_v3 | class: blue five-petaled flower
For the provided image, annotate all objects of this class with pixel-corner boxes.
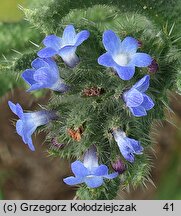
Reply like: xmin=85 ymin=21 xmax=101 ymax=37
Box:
xmin=38 ymin=25 xmax=90 ymax=68
xmin=8 ymin=101 xmax=57 ymax=151
xmin=63 ymin=146 xmax=118 ymax=188
xmin=98 ymin=30 xmax=152 ymax=80
xmin=123 ymin=75 xmax=154 ymax=117
xmin=22 ymin=57 xmax=69 ymax=93
xmin=112 ymin=129 xmax=143 ymax=163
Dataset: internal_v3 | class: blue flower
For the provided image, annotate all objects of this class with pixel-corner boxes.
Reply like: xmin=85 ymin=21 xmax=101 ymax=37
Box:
xmin=38 ymin=25 xmax=90 ymax=68
xmin=112 ymin=129 xmax=143 ymax=163
xmin=98 ymin=30 xmax=152 ymax=80
xmin=63 ymin=146 xmax=118 ymax=188
xmin=123 ymin=75 xmax=154 ymax=117
xmin=22 ymin=58 xmax=69 ymax=93
xmin=8 ymin=101 xmax=57 ymax=151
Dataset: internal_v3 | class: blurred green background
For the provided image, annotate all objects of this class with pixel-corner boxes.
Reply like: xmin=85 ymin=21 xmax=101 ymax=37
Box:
xmin=0 ymin=0 xmax=180 ymax=200
xmin=0 ymin=0 xmax=26 ymax=22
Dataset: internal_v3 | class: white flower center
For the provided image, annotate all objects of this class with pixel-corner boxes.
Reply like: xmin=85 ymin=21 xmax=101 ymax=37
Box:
xmin=113 ymin=53 xmax=130 ymax=66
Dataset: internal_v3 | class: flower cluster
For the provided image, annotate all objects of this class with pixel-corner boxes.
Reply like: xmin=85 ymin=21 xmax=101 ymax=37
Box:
xmin=9 ymin=24 xmax=156 ymax=188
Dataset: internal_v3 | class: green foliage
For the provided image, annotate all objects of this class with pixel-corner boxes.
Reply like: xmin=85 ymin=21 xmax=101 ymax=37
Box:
xmin=0 ymin=21 xmax=42 ymax=58
xmin=0 ymin=20 xmax=43 ymax=96
xmin=9 ymin=0 xmax=181 ymax=199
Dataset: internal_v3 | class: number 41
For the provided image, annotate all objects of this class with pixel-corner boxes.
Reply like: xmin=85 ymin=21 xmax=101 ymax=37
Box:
xmin=163 ymin=203 xmax=174 ymax=211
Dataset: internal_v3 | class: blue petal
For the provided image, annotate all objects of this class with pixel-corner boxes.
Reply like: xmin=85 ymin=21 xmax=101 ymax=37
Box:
xmin=129 ymin=106 xmax=147 ymax=117
xmin=131 ymin=53 xmax=152 ymax=67
xmin=116 ymin=138 xmax=133 ymax=161
xmin=8 ymin=101 xmax=23 ymax=118
xmin=33 ymin=67 xmax=56 ymax=86
xmin=75 ymin=30 xmax=90 ymax=46
xmin=38 ymin=47 xmax=57 ymax=58
xmin=71 ymin=161 xmax=88 ymax=177
xmin=43 ymin=58 xmax=59 ymax=74
xmin=133 ymin=75 xmax=150 ymax=93
xmin=26 ymin=137 xmax=35 ymax=151
xmin=23 ymin=126 xmax=36 ymax=151
xmin=85 ymin=176 xmax=104 ymax=188
xmin=126 ymin=138 xmax=143 ymax=154
xmin=27 ymin=83 xmax=44 ymax=92
xmin=21 ymin=122 xmax=36 ymax=142
xmin=141 ymin=94 xmax=154 ymax=110
xmin=124 ymin=88 xmax=144 ymax=107
xmin=62 ymin=25 xmax=76 ymax=45
xmin=98 ymin=53 xmax=116 ymax=67
xmin=93 ymin=165 xmax=108 ymax=176
xmin=124 ymin=153 xmax=135 ymax=163
xmin=43 ymin=35 xmax=61 ymax=51
xmin=16 ymin=119 xmax=23 ymax=136
xmin=103 ymin=30 xmax=121 ymax=54
xmin=63 ymin=176 xmax=84 ymax=186
xmin=104 ymin=172 xmax=118 ymax=179
xmin=22 ymin=69 xmax=36 ymax=85
xmin=31 ymin=58 xmax=49 ymax=69
xmin=120 ymin=36 xmax=138 ymax=53
xmin=19 ymin=121 xmax=36 ymax=151
xmin=59 ymin=45 xmax=76 ymax=57
xmin=119 ymin=144 xmax=135 ymax=162
xmin=115 ymin=65 xmax=135 ymax=80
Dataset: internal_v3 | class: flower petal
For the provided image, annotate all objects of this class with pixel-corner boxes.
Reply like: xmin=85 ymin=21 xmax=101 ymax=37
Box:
xmin=21 ymin=122 xmax=36 ymax=151
xmin=133 ymin=75 xmax=150 ymax=93
xmin=43 ymin=58 xmax=59 ymax=73
xmin=16 ymin=119 xmax=23 ymax=136
xmin=62 ymin=25 xmax=76 ymax=45
xmin=8 ymin=101 xmax=23 ymax=118
xmin=118 ymin=143 xmax=135 ymax=163
xmin=38 ymin=47 xmax=57 ymax=58
xmin=142 ymin=94 xmax=154 ymax=110
xmin=85 ymin=176 xmax=104 ymax=188
xmin=102 ymin=30 xmax=121 ymax=54
xmin=129 ymin=106 xmax=147 ymax=117
xmin=33 ymin=67 xmax=56 ymax=86
xmin=120 ymin=36 xmax=138 ymax=53
xmin=75 ymin=30 xmax=90 ymax=46
xmin=115 ymin=65 xmax=135 ymax=80
xmin=93 ymin=165 xmax=108 ymax=176
xmin=43 ymin=35 xmax=61 ymax=51
xmin=124 ymin=88 xmax=144 ymax=107
xmin=126 ymin=138 xmax=143 ymax=154
xmin=26 ymin=137 xmax=36 ymax=151
xmin=98 ymin=53 xmax=116 ymax=67
xmin=22 ymin=69 xmax=36 ymax=85
xmin=63 ymin=176 xmax=84 ymax=186
xmin=71 ymin=161 xmax=88 ymax=177
xmin=104 ymin=172 xmax=118 ymax=179
xmin=31 ymin=58 xmax=49 ymax=69
xmin=59 ymin=45 xmax=76 ymax=57
xmin=27 ymin=83 xmax=44 ymax=92
xmin=131 ymin=53 xmax=152 ymax=67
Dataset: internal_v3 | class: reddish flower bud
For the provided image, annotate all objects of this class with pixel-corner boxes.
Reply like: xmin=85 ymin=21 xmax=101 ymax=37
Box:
xmin=112 ymin=159 xmax=126 ymax=174
xmin=148 ymin=59 xmax=159 ymax=73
